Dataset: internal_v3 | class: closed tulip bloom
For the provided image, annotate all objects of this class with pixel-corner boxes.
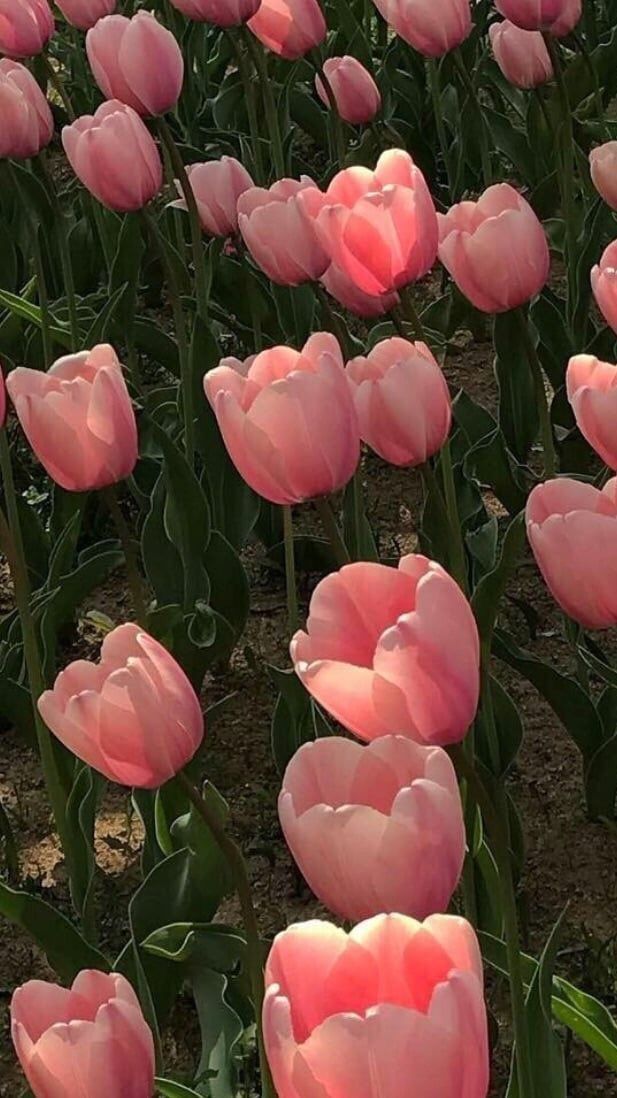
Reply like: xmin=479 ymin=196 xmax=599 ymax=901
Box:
xmin=589 ymin=143 xmax=617 ymax=211
xmin=248 ymin=0 xmax=326 ymax=58
xmin=86 ymin=12 xmax=184 ymax=116
xmin=315 ymin=56 xmax=381 ymax=125
xmin=591 ymin=240 xmax=617 ymax=334
xmin=548 ymin=0 xmax=580 ymax=35
xmin=6 ymin=345 xmax=137 ymax=492
xmin=56 ymin=0 xmax=116 ymax=31
xmin=321 ymin=263 xmax=399 ymax=317
xmin=0 ymin=0 xmax=54 ymax=59
xmin=347 ymin=337 xmax=451 ymax=466
xmin=169 ymin=0 xmax=260 ymax=24
xmin=38 ymin=623 xmax=204 ymax=787
xmin=489 ymin=21 xmax=552 ymax=88
xmin=264 ymin=913 xmax=489 ymax=1098
xmin=171 ymin=156 xmax=254 ymax=236
xmin=526 ymin=477 xmax=617 ymax=629
xmin=280 ymin=735 xmax=465 ymax=922
xmin=371 ymin=0 xmax=471 ymax=57
xmin=238 ymin=178 xmax=329 ymax=285
xmin=12 ymin=970 xmax=155 ymax=1098
xmin=0 ymin=367 xmax=6 ymax=427
xmin=291 ymin=554 xmax=480 ymax=745
xmin=495 ymin=0 xmax=579 ymax=32
xmin=0 ymin=59 xmax=53 ymax=159
xmin=566 ymin=355 xmax=617 ymax=470
xmin=62 ymin=101 xmax=162 ymax=211
xmin=438 ymin=183 xmax=549 ymax=313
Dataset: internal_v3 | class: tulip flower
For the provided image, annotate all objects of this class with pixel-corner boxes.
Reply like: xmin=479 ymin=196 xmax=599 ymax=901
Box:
xmin=489 ymin=21 xmax=553 ymax=88
xmin=11 ymin=970 xmax=155 ymax=1098
xmin=62 ymin=101 xmax=163 ymax=212
xmin=264 ymin=913 xmax=489 ymax=1098
xmin=347 ymin=337 xmax=451 ymax=466
xmin=0 ymin=0 xmax=54 ymax=59
xmin=248 ymin=0 xmax=326 ymax=59
xmin=0 ymin=59 xmax=53 ymax=159
xmin=238 ymin=178 xmax=329 ymax=285
xmin=589 ymin=143 xmax=617 ymax=212
xmin=548 ymin=0 xmax=581 ymax=35
xmin=6 ymin=345 xmax=138 ymax=492
xmin=566 ymin=355 xmax=617 ymax=471
xmin=169 ymin=0 xmax=260 ymax=25
xmin=171 ymin=156 xmax=254 ymax=236
xmin=38 ymin=623 xmax=204 ymax=787
xmin=300 ymin=149 xmax=438 ymax=297
xmin=204 ymin=333 xmax=360 ymax=504
xmin=437 ymin=183 xmax=550 ymax=313
xmin=315 ymin=56 xmax=381 ymax=125
xmin=86 ymin=12 xmax=184 ymax=116
xmin=526 ymin=477 xmax=617 ymax=629
xmin=280 ymin=735 xmax=465 ymax=921
xmin=321 ymin=263 xmax=399 ymax=316
xmin=291 ymin=554 xmax=480 ymax=745
xmin=370 ymin=0 xmax=471 ymax=57
xmin=0 ymin=366 xmax=6 ymax=427
xmin=56 ymin=0 xmax=116 ymax=31
xmin=495 ymin=0 xmax=580 ymax=33
xmin=591 ymin=240 xmax=617 ymax=334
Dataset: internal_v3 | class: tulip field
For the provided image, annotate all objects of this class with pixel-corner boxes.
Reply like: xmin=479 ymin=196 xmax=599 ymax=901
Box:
xmin=2 ymin=0 xmax=617 ymax=1094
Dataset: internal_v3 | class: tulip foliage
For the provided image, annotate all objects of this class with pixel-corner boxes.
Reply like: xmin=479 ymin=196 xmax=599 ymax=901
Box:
xmin=1 ymin=0 xmax=617 ymax=1096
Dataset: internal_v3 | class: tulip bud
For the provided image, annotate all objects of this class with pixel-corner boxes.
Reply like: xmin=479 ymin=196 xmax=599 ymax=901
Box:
xmin=0 ymin=0 xmax=54 ymax=59
xmin=0 ymin=59 xmax=53 ymax=159
xmin=171 ymin=156 xmax=254 ymax=236
xmin=591 ymin=240 xmax=617 ymax=335
xmin=248 ymin=0 xmax=326 ymax=59
xmin=315 ymin=56 xmax=381 ymax=124
xmin=86 ymin=12 xmax=184 ymax=116
xmin=56 ymin=0 xmax=116 ymax=31
xmin=566 ymin=354 xmax=617 ymax=471
xmin=489 ymin=20 xmax=553 ymax=88
xmin=589 ymin=142 xmax=617 ymax=212
xmin=371 ymin=0 xmax=472 ymax=57
xmin=169 ymin=0 xmax=260 ymax=25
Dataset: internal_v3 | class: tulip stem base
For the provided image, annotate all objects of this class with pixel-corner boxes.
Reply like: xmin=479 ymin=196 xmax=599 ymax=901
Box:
xmin=315 ymin=496 xmax=351 ymax=568
xmin=514 ymin=308 xmax=556 ymax=478
xmin=282 ymin=505 xmax=299 ymax=634
xmin=103 ymin=487 xmax=148 ymax=628
xmin=242 ymin=30 xmax=286 ymax=179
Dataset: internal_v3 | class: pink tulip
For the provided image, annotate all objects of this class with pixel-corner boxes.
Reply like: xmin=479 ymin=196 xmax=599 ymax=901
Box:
xmin=589 ymin=143 xmax=617 ymax=211
xmin=11 ymin=970 xmax=155 ymax=1098
xmin=238 ymin=178 xmax=329 ymax=285
xmin=489 ymin=21 xmax=552 ymax=88
xmin=56 ymin=0 xmax=116 ymax=31
xmin=371 ymin=0 xmax=471 ymax=57
xmin=6 ymin=345 xmax=137 ymax=492
xmin=315 ymin=56 xmax=381 ymax=125
xmin=438 ymin=183 xmax=550 ymax=313
xmin=321 ymin=262 xmax=399 ymax=316
xmin=204 ymin=333 xmax=359 ymax=504
xmin=86 ymin=12 xmax=184 ymax=116
xmin=264 ymin=913 xmax=489 ymax=1098
xmin=526 ymin=477 xmax=617 ymax=628
xmin=248 ymin=0 xmax=326 ymax=58
xmin=566 ymin=355 xmax=617 ymax=471
xmin=347 ymin=337 xmax=451 ymax=466
xmin=171 ymin=156 xmax=254 ymax=236
xmin=291 ymin=554 xmax=480 ymax=745
xmin=548 ymin=0 xmax=580 ymax=35
xmin=495 ymin=0 xmax=580 ymax=33
xmin=0 ymin=367 xmax=6 ymax=427
xmin=169 ymin=0 xmax=260 ymax=25
xmin=280 ymin=735 xmax=465 ymax=921
xmin=591 ymin=240 xmax=617 ymax=334
xmin=62 ymin=101 xmax=163 ymax=211
xmin=38 ymin=623 xmax=204 ymax=787
xmin=0 ymin=59 xmax=53 ymax=159
xmin=300 ymin=149 xmax=438 ymax=296
xmin=0 ymin=0 xmax=54 ymax=59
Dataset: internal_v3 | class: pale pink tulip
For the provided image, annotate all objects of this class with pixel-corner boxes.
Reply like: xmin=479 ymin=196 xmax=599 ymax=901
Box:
xmin=171 ymin=156 xmax=254 ymax=236
xmin=6 ymin=345 xmax=137 ymax=492
xmin=566 ymin=355 xmax=617 ymax=470
xmin=280 ymin=735 xmax=465 ymax=921
xmin=589 ymin=143 xmax=617 ymax=211
xmin=591 ymin=240 xmax=617 ymax=334
xmin=0 ymin=0 xmax=54 ymax=58
xmin=0 ymin=366 xmax=6 ymax=427
xmin=0 ymin=59 xmax=53 ymax=158
xmin=248 ymin=0 xmax=326 ymax=58
xmin=347 ymin=337 xmax=451 ymax=466
xmin=62 ymin=101 xmax=163 ymax=211
xmin=38 ymin=623 xmax=204 ymax=787
xmin=56 ymin=0 xmax=116 ymax=31
xmin=169 ymin=0 xmax=260 ymax=25
xmin=548 ymin=0 xmax=580 ymax=34
xmin=438 ymin=183 xmax=549 ymax=312
xmin=526 ymin=477 xmax=617 ymax=628
xmin=321 ymin=262 xmax=399 ymax=316
xmin=11 ymin=970 xmax=155 ymax=1098
xmin=264 ymin=913 xmax=489 ymax=1098
xmin=238 ymin=178 xmax=329 ymax=285
xmin=495 ymin=0 xmax=580 ymax=33
xmin=291 ymin=554 xmax=480 ymax=745
xmin=204 ymin=333 xmax=360 ymax=504
xmin=86 ymin=12 xmax=184 ymax=116
xmin=300 ymin=149 xmax=438 ymax=296
xmin=371 ymin=0 xmax=471 ymax=56
xmin=489 ymin=21 xmax=552 ymax=88
xmin=315 ymin=56 xmax=381 ymax=125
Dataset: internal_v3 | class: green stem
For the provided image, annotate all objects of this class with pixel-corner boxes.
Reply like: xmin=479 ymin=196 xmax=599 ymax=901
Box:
xmin=543 ymin=34 xmax=576 ymax=326
xmin=42 ymin=54 xmax=76 ymax=121
xmin=440 ymin=439 xmax=468 ymax=592
xmin=513 ymin=307 xmax=556 ymax=477
xmin=157 ymin=117 xmax=210 ymax=321
xmin=572 ymin=29 xmax=607 ymax=139
xmin=315 ymin=284 xmax=352 ymax=357
xmin=32 ymin=224 xmax=53 ymax=368
xmin=427 ymin=58 xmax=454 ymax=200
xmin=351 ymin=470 xmax=365 ymax=561
xmin=102 ymin=487 xmax=148 ymax=627
xmin=38 ymin=152 xmax=79 ymax=350
xmin=397 ymin=285 xmax=426 ymax=342
xmin=315 ymin=496 xmax=350 ymax=568
xmin=282 ymin=504 xmax=298 ymax=634
xmin=243 ymin=31 xmax=286 ymax=178
xmin=226 ymin=29 xmax=265 ymax=185
xmin=453 ymin=49 xmax=492 ymax=186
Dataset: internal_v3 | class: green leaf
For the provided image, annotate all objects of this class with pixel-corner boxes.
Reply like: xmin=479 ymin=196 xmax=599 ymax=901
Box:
xmin=83 ymin=282 xmax=129 ymax=347
xmin=0 ymin=288 xmax=72 ymax=349
xmin=155 ymin=1080 xmax=204 ymax=1098
xmin=203 ymin=530 xmax=249 ymax=640
xmin=493 ymin=312 xmax=539 ymax=461
xmin=142 ymin=473 xmax=185 ymax=607
xmin=268 ymin=667 xmax=332 ymax=773
xmin=64 ymin=765 xmax=101 ymax=933
xmin=109 ymin=215 xmax=145 ymax=334
xmin=584 ymin=733 xmax=617 ymax=820
xmin=472 ymin=512 xmax=525 ymax=645
xmin=0 ymin=881 xmax=108 ymax=979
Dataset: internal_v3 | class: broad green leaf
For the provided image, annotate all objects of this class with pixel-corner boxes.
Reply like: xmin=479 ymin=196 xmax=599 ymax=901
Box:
xmin=493 ymin=312 xmax=538 ymax=462
xmin=0 ymin=881 xmax=108 ymax=979
xmin=472 ymin=513 xmax=525 ymax=645
xmin=155 ymin=1080 xmax=204 ymax=1098
xmin=0 ymin=288 xmax=72 ymax=349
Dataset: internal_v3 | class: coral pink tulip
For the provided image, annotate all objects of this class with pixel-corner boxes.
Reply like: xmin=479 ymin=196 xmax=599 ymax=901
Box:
xmin=62 ymin=101 xmax=162 ymax=211
xmin=300 ymin=149 xmax=438 ymax=296
xmin=264 ymin=913 xmax=489 ymax=1098
xmin=0 ymin=59 xmax=53 ymax=159
xmin=495 ymin=0 xmax=579 ymax=33
xmin=526 ymin=477 xmax=617 ymax=629
xmin=0 ymin=0 xmax=54 ymax=59
xmin=438 ymin=183 xmax=550 ymax=313
xmin=169 ymin=0 xmax=260 ymax=24
xmin=86 ymin=12 xmax=184 ymax=116
xmin=591 ymin=240 xmax=617 ymax=334
xmin=371 ymin=0 xmax=471 ymax=57
xmin=566 ymin=355 xmax=617 ymax=471
xmin=171 ymin=156 xmax=254 ymax=236
xmin=11 ymin=970 xmax=155 ymax=1098
xmin=291 ymin=554 xmax=480 ymax=745
xmin=321 ymin=263 xmax=399 ymax=316
xmin=204 ymin=333 xmax=359 ymax=504
xmin=56 ymin=0 xmax=116 ymax=31
xmin=6 ymin=345 xmax=137 ymax=492
xmin=589 ymin=143 xmax=617 ymax=212
xmin=248 ymin=0 xmax=326 ymax=59
xmin=315 ymin=56 xmax=381 ymax=125
xmin=489 ymin=21 xmax=552 ymax=88
xmin=38 ymin=623 xmax=204 ymax=787
xmin=347 ymin=337 xmax=451 ymax=466
xmin=238 ymin=178 xmax=329 ymax=285
xmin=280 ymin=735 xmax=465 ymax=921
